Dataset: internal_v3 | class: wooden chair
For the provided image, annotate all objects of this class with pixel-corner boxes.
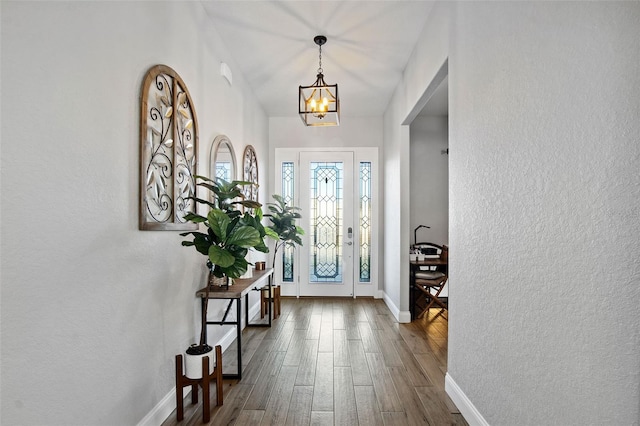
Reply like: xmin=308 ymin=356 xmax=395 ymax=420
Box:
xmin=412 ymin=245 xmax=448 ymax=319
xmin=175 ymin=345 xmax=223 ymax=423
xmin=260 ymin=285 xmax=281 ymax=320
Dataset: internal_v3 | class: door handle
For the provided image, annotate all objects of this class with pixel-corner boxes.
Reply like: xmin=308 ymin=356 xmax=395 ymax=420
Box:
xmin=346 ymin=242 xmax=353 ymax=246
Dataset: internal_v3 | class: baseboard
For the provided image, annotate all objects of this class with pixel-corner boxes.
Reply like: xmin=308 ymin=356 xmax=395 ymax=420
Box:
xmin=138 ymin=299 xmax=262 ymax=426
xmin=381 ymin=291 xmax=411 ymax=323
xmin=137 ymin=385 xmax=187 ymax=426
xmin=445 ymin=373 xmax=489 ymax=426
xmin=397 ymin=309 xmax=411 ymax=323
xmin=381 ymin=291 xmax=399 ymax=319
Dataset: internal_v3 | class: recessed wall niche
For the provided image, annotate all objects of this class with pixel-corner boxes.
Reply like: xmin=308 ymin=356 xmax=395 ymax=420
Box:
xmin=139 ymin=65 xmax=199 ymax=231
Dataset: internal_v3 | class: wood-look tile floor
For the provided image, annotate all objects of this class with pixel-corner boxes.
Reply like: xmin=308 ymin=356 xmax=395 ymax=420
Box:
xmin=163 ymin=297 xmax=467 ymax=426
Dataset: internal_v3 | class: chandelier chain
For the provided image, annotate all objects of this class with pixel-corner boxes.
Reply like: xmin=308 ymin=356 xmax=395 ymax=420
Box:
xmin=318 ymin=44 xmax=323 ymax=74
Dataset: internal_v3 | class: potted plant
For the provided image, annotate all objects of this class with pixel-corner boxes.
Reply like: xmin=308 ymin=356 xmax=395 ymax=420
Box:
xmin=264 ymin=194 xmax=304 ymax=271
xmin=180 ymin=176 xmax=268 ymax=378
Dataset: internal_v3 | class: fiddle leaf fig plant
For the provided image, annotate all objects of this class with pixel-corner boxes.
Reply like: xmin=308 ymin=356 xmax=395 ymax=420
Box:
xmin=181 ymin=176 xmax=268 ymax=279
xmin=264 ymin=194 xmax=304 ymax=269
xmin=180 ymin=175 xmax=268 ymax=349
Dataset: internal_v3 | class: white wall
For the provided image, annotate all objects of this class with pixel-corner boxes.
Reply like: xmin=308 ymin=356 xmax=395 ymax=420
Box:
xmin=410 ymin=116 xmax=449 ymax=246
xmin=269 ymin=116 xmax=383 ymax=150
xmin=447 ymin=2 xmax=640 ymax=424
xmin=1 ymin=2 xmax=268 ymax=424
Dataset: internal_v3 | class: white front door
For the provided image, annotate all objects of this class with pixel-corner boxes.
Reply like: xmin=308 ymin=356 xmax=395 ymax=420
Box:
xmin=299 ymin=151 xmax=354 ymax=297
xmin=273 ymin=148 xmax=377 ymax=298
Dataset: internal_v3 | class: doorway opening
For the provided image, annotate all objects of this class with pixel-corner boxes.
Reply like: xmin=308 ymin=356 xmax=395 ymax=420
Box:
xmin=407 ymin=67 xmax=449 ymax=315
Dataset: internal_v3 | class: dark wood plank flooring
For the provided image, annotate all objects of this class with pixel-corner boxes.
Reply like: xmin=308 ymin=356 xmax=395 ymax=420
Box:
xmin=163 ymin=297 xmax=467 ymax=426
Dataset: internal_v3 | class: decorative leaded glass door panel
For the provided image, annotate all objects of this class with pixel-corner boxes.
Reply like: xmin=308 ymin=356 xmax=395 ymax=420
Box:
xmin=299 ymin=152 xmax=354 ymax=296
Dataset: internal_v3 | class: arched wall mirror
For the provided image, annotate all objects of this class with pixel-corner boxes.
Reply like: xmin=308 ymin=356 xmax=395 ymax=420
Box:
xmin=209 ymin=134 xmax=236 ymax=183
xmin=242 ymin=145 xmax=259 ymax=204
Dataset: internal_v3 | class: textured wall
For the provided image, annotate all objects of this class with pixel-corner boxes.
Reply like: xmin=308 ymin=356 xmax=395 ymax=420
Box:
xmin=448 ymin=2 xmax=640 ymax=424
xmin=410 ymin=116 xmax=449 ymax=246
xmin=1 ymin=2 xmax=268 ymax=424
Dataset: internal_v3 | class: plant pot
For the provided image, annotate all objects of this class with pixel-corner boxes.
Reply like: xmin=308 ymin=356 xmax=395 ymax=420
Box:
xmin=184 ymin=344 xmax=215 ymax=379
xmin=208 ymin=273 xmax=230 ymax=291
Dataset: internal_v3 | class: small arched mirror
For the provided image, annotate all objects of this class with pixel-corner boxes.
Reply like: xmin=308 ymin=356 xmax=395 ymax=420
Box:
xmin=242 ymin=145 xmax=259 ymax=204
xmin=210 ymin=134 xmax=236 ymax=183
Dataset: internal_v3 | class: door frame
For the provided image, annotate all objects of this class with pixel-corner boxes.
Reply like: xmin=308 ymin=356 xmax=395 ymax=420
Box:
xmin=273 ymin=147 xmax=379 ymax=298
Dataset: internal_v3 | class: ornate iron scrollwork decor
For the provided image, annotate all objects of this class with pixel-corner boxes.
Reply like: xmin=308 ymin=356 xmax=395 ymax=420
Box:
xmin=242 ymin=145 xmax=259 ymax=204
xmin=139 ymin=65 xmax=199 ymax=231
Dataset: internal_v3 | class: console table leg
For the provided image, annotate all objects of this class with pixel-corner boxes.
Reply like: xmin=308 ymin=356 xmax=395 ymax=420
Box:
xmin=215 ymin=345 xmax=224 ymax=406
xmin=236 ymin=298 xmax=242 ymax=380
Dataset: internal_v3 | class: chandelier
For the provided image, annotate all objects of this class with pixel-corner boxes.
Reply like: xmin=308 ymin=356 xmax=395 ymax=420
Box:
xmin=299 ymin=35 xmax=340 ymax=127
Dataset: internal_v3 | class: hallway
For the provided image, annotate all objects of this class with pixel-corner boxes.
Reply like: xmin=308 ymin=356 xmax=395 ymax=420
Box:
xmin=164 ymin=297 xmax=465 ymax=425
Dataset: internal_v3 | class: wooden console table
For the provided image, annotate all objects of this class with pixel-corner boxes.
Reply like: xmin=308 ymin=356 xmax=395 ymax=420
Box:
xmin=195 ymin=268 xmax=274 ymax=380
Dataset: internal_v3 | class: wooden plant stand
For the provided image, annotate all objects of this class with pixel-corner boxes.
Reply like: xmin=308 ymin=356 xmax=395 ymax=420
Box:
xmin=260 ymin=285 xmax=281 ymax=320
xmin=175 ymin=345 xmax=223 ymax=423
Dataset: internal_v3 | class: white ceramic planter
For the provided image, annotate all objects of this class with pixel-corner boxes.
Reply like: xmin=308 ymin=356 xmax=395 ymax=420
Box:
xmin=184 ymin=347 xmax=215 ymax=379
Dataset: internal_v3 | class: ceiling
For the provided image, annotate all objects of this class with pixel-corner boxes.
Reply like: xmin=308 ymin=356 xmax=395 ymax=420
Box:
xmin=200 ymin=1 xmax=443 ymax=119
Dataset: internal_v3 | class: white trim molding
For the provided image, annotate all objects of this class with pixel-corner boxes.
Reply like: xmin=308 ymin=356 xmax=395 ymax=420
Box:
xmin=445 ymin=373 xmax=489 ymax=426
xmin=398 ymin=310 xmax=411 ymax=323
xmin=382 ymin=290 xmax=411 ymax=323
xmin=137 ymin=386 xmax=181 ymax=426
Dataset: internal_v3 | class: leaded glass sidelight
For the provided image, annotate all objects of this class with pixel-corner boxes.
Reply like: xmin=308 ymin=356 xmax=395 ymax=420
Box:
xmin=282 ymin=162 xmax=295 ymax=282
xmin=309 ymin=162 xmax=343 ymax=283
xmin=359 ymin=162 xmax=371 ymax=282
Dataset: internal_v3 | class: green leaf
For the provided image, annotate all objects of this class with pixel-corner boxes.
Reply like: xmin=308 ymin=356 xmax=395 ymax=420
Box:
xmin=208 ymin=245 xmax=235 ymax=268
xmin=226 ymin=226 xmax=261 ymax=248
xmin=183 ymin=213 xmax=207 ymax=223
xmin=222 ymin=257 xmax=248 ymax=279
xmin=185 ymin=197 xmax=216 ymax=209
xmin=253 ymin=240 xmax=269 ymax=253
xmin=194 ymin=174 xmax=215 ymax=183
xmin=207 ymin=209 xmax=230 ymax=240
xmin=233 ymin=200 xmax=262 ymax=209
xmin=264 ymin=227 xmax=279 ymax=240
xmin=181 ymin=232 xmax=211 ymax=256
